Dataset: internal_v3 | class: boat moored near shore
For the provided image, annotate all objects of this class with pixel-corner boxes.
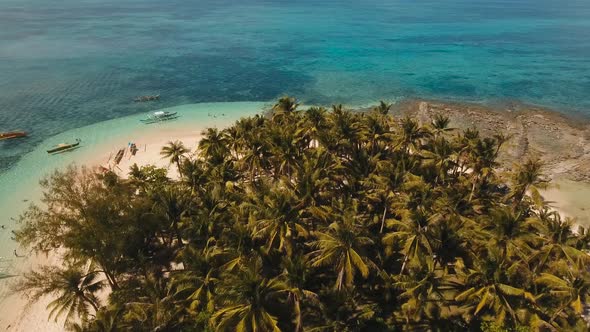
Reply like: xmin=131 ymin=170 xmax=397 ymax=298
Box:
xmin=46 ymin=139 xmax=81 ymax=154
xmin=140 ymin=111 xmax=179 ymax=124
xmin=0 ymin=131 xmax=27 ymax=141
xmin=134 ymin=95 xmax=160 ymax=102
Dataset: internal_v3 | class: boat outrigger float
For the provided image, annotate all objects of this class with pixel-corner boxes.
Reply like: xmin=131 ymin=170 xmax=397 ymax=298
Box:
xmin=47 ymin=139 xmax=81 ymax=154
xmin=0 ymin=131 xmax=27 ymax=141
xmin=134 ymin=95 xmax=160 ymax=102
xmin=140 ymin=111 xmax=179 ymax=124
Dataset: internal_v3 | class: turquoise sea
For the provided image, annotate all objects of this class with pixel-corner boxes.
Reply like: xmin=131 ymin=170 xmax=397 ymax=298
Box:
xmin=1 ymin=0 xmax=590 ymax=248
xmin=2 ymin=0 xmax=590 ymax=172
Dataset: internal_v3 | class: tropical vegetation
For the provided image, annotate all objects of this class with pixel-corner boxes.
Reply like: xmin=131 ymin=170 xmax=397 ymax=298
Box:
xmin=14 ymin=97 xmax=590 ymax=331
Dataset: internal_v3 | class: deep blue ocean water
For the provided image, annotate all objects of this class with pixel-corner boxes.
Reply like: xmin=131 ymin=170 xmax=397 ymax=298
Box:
xmin=1 ymin=0 xmax=590 ymax=172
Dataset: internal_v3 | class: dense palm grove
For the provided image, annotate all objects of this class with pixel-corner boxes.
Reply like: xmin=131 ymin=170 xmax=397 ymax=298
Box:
xmin=14 ymin=97 xmax=590 ymax=331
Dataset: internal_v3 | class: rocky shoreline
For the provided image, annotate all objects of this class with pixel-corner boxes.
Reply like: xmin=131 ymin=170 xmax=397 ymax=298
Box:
xmin=392 ymin=99 xmax=590 ymax=183
xmin=380 ymin=99 xmax=590 ymax=226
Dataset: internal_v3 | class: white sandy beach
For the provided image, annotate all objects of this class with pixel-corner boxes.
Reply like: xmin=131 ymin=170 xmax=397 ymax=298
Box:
xmin=0 ymin=136 xmax=206 ymax=332
xmin=0 ymin=130 xmax=205 ymax=332
xmin=3 ymin=136 xmax=590 ymax=332
xmin=0 ymin=102 xmax=266 ymax=331
xmin=0 ymin=101 xmax=589 ymax=331
xmin=0 ymin=252 xmax=65 ymax=332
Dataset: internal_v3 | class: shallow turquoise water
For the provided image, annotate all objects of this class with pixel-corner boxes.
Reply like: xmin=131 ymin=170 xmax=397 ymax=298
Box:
xmin=0 ymin=102 xmax=264 ymax=263
xmin=1 ymin=0 xmax=590 ymax=173
xmin=0 ymin=0 xmax=588 ymax=279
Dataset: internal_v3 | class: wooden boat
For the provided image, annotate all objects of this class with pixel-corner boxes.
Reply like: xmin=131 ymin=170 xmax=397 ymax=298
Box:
xmin=0 ymin=131 xmax=27 ymax=141
xmin=47 ymin=139 xmax=81 ymax=154
xmin=114 ymin=148 xmax=125 ymax=164
xmin=134 ymin=95 xmax=160 ymax=102
xmin=140 ymin=111 xmax=179 ymax=124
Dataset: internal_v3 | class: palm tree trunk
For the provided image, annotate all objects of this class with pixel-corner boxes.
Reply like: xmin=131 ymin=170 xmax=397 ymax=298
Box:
xmin=294 ymin=296 xmax=302 ymax=332
xmin=81 ymin=293 xmax=100 ymax=312
xmin=172 ymin=220 xmax=184 ymax=247
xmin=380 ymin=206 xmax=387 ymax=234
xmin=400 ymin=255 xmax=409 ymax=275
xmin=100 ymin=265 xmax=119 ymax=290
xmin=468 ymin=178 xmax=477 ymax=202
xmin=336 ymin=269 xmax=344 ymax=291
xmin=513 ymin=186 xmax=528 ymax=207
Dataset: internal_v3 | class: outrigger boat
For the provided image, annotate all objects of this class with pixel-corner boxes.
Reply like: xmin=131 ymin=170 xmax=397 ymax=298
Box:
xmin=140 ymin=111 xmax=179 ymax=124
xmin=47 ymin=139 xmax=81 ymax=154
xmin=134 ymin=95 xmax=160 ymax=102
xmin=0 ymin=131 xmax=27 ymax=141
xmin=114 ymin=148 xmax=125 ymax=164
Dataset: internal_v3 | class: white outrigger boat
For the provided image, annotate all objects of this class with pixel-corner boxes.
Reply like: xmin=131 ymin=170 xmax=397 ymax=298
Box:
xmin=140 ymin=111 xmax=179 ymax=124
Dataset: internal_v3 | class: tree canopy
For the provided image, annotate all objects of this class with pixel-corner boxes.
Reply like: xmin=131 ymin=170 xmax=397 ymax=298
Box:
xmin=15 ymin=97 xmax=590 ymax=331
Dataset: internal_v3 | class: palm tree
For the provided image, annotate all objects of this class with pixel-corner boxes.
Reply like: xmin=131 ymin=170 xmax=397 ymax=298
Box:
xmin=154 ymin=185 xmax=192 ymax=246
xmin=536 ymin=261 xmax=590 ymax=325
xmin=362 ymin=171 xmax=396 ymax=234
xmin=482 ymin=207 xmax=537 ymax=261
xmin=289 ymin=149 xmax=338 ymax=231
xmin=15 ymin=96 xmax=590 ymax=332
xmin=510 ymin=158 xmax=549 ymax=206
xmin=250 ymin=188 xmax=306 ymax=255
xmin=530 ymin=211 xmax=588 ymax=270
xmin=373 ymin=100 xmax=392 ymax=115
xmin=421 ymin=135 xmax=456 ymax=184
xmin=180 ymin=157 xmax=206 ymax=193
xmin=454 ymin=249 xmax=536 ymax=327
xmin=466 ymin=137 xmax=501 ymax=202
xmin=199 ymin=128 xmax=229 ymax=163
xmin=278 ymin=256 xmax=319 ymax=332
xmin=430 ymin=114 xmax=453 ymax=136
xmin=124 ymin=273 xmax=186 ymax=331
xmin=240 ymin=135 xmax=271 ymax=183
xmin=212 ymin=259 xmax=287 ymax=331
xmin=224 ymin=126 xmax=244 ymax=159
xmin=173 ymin=245 xmax=219 ymax=313
xmin=69 ymin=306 xmax=124 ymax=332
xmin=128 ymin=163 xmax=144 ymax=181
xmin=160 ymin=140 xmax=189 ymax=174
xmin=14 ymin=265 xmax=104 ymax=325
xmin=272 ymin=96 xmax=299 ymax=122
xmin=383 ymin=208 xmax=434 ymax=275
xmin=393 ymin=258 xmax=456 ymax=327
xmin=308 ymin=208 xmax=374 ymax=290
xmin=362 ymin=111 xmax=393 ymax=157
xmin=267 ymin=125 xmax=303 ymax=179
xmin=397 ymin=116 xmax=430 ymax=154
xmin=301 ymin=106 xmax=328 ymax=148
xmin=329 ymin=106 xmax=362 ymax=153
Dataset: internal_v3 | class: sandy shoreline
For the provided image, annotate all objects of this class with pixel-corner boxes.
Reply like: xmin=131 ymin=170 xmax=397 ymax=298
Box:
xmin=0 ymin=103 xmax=265 ymax=331
xmin=0 ymin=252 xmax=65 ymax=331
xmin=0 ymin=135 xmax=207 ymax=332
xmin=1 ymin=99 xmax=589 ymax=330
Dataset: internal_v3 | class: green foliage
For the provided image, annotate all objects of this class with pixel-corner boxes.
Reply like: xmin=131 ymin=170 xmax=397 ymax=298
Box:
xmin=481 ymin=322 xmax=531 ymax=332
xmin=14 ymin=97 xmax=590 ymax=331
xmin=13 ymin=264 xmax=104 ymax=325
